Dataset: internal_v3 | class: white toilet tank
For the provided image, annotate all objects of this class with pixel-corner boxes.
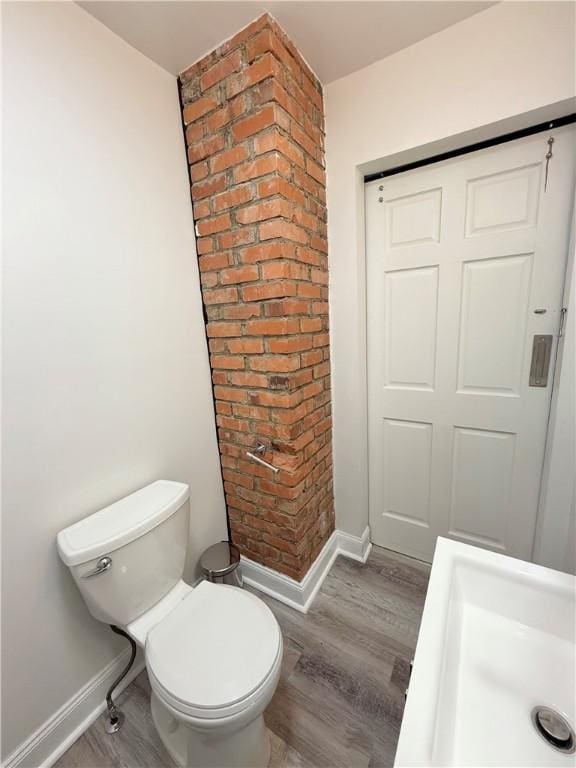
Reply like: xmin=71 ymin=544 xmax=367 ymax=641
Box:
xmin=57 ymin=480 xmax=190 ymax=626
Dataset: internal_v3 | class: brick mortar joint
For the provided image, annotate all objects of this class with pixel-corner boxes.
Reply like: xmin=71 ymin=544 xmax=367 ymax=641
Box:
xmin=181 ymin=55 xmax=324 ymax=147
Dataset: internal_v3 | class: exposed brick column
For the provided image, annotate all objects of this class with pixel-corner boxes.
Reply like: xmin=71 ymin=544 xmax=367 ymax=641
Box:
xmin=179 ymin=14 xmax=333 ymax=581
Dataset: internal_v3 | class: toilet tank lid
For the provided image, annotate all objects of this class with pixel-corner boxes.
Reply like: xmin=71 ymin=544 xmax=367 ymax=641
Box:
xmin=57 ymin=480 xmax=189 ymax=566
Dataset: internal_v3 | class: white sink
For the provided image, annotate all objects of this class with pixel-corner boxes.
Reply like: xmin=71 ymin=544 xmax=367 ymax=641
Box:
xmin=395 ymin=537 xmax=576 ymax=767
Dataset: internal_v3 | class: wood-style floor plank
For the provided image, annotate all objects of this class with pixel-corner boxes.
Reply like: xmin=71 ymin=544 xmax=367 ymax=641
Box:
xmin=54 ymin=546 xmax=430 ymax=768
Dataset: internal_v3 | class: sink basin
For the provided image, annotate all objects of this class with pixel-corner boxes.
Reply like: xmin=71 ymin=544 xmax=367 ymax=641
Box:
xmin=395 ymin=537 xmax=576 ymax=767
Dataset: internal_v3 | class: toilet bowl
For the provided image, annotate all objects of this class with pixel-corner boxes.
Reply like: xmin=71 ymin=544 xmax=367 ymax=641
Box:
xmin=142 ymin=579 xmax=282 ymax=768
xmin=57 ymin=480 xmax=282 ymax=768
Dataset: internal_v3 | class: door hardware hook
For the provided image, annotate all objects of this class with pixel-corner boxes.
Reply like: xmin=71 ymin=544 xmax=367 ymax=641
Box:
xmin=544 ymin=136 xmax=554 ymax=192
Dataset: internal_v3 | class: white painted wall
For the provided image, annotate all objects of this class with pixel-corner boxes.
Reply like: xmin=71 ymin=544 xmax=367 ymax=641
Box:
xmin=2 ymin=2 xmax=226 ymax=760
xmin=325 ymin=2 xmax=576 ymax=538
xmin=534 ymin=207 xmax=576 ymax=574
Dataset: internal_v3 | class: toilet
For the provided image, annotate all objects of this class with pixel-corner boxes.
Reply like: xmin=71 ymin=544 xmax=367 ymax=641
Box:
xmin=57 ymin=480 xmax=283 ymax=768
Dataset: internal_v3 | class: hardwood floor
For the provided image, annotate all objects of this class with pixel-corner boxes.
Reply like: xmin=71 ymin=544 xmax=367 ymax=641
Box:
xmin=55 ymin=546 xmax=430 ymax=768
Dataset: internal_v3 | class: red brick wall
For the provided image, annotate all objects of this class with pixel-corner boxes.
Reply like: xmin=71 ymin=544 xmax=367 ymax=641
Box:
xmin=179 ymin=14 xmax=333 ymax=581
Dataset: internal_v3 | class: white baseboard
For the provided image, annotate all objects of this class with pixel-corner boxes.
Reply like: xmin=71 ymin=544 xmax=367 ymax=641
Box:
xmin=3 ymin=648 xmax=145 ymax=768
xmin=241 ymin=526 xmax=372 ymax=613
xmin=336 ymin=525 xmax=372 ymax=564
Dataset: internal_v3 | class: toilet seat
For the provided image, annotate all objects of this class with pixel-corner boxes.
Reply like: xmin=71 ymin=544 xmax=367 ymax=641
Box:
xmin=146 ymin=581 xmax=282 ymax=720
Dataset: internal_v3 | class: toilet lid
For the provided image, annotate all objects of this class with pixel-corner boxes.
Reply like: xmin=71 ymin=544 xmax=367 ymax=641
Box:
xmin=146 ymin=581 xmax=281 ymax=712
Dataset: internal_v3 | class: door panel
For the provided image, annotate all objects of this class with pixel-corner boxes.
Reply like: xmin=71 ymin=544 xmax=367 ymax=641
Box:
xmin=386 ymin=187 xmax=442 ymax=246
xmin=383 ymin=266 xmax=439 ymax=390
xmin=457 ymin=253 xmax=532 ymax=396
xmin=366 ymin=127 xmax=576 ymax=562
xmin=383 ymin=418 xmax=433 ymax=527
xmin=465 ymin=163 xmax=541 ymax=236
xmin=449 ymin=426 xmax=516 ymax=550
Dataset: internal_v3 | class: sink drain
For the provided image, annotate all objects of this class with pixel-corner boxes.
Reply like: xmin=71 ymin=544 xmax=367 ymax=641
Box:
xmin=531 ymin=706 xmax=575 ymax=754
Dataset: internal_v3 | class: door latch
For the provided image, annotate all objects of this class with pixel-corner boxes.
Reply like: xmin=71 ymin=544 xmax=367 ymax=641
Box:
xmin=558 ymin=307 xmax=567 ymax=338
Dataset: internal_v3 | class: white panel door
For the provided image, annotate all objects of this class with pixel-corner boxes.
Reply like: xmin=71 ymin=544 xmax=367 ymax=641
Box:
xmin=366 ymin=127 xmax=575 ymax=562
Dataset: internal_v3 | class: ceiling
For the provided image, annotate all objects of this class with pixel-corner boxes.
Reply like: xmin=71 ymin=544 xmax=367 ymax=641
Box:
xmin=78 ymin=1 xmax=494 ymax=84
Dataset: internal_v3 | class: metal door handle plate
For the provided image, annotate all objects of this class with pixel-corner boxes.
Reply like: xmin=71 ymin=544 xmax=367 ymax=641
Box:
xmin=529 ymin=334 xmax=553 ymax=387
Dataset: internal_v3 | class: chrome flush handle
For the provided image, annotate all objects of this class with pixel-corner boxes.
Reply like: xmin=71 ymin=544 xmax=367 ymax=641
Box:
xmin=82 ymin=556 xmax=112 ymax=578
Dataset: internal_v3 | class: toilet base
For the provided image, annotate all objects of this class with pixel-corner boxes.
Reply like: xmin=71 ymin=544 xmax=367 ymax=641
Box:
xmin=151 ymin=692 xmax=271 ymax=768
